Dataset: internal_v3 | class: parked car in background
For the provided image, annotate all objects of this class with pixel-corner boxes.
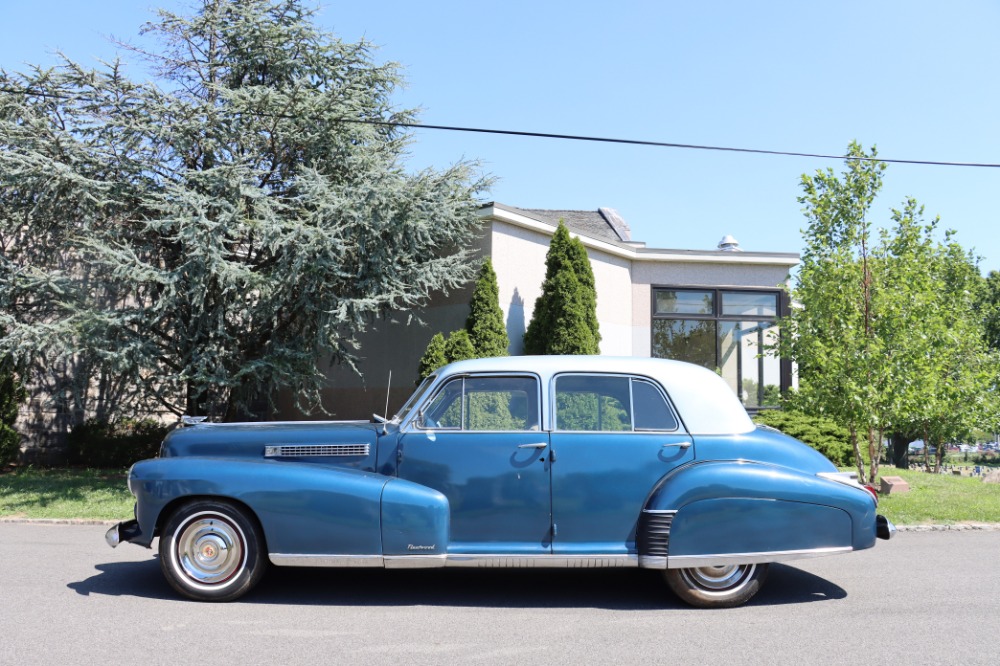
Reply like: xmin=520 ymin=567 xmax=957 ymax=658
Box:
xmin=106 ymin=356 xmax=893 ymax=607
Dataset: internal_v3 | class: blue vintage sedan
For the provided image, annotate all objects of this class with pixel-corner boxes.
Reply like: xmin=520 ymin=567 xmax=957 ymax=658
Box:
xmin=106 ymin=356 xmax=894 ymax=607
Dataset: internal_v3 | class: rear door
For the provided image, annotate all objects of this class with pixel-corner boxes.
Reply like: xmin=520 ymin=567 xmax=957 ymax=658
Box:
xmin=548 ymin=373 xmax=693 ymax=555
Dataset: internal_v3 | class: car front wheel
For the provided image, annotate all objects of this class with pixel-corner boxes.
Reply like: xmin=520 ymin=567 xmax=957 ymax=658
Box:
xmin=159 ymin=500 xmax=267 ymax=602
xmin=665 ymin=562 xmax=769 ymax=608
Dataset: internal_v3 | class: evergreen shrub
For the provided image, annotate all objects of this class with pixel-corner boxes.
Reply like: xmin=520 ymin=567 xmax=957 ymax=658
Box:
xmin=68 ymin=418 xmax=171 ymax=469
xmin=753 ymin=409 xmax=856 ymax=467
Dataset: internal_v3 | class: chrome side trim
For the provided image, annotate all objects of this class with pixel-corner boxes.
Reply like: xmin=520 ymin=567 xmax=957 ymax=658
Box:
xmin=638 ymin=555 xmax=667 ymax=570
xmin=263 ymin=443 xmax=370 ymax=458
xmin=269 ymin=553 xmax=642 ymax=569
xmin=384 ymin=555 xmax=448 ymax=569
xmin=444 ymin=554 xmax=639 ymax=569
xmin=269 ymin=548 xmax=854 ymax=570
xmin=666 ymin=546 xmax=853 ymax=569
xmin=269 ymin=554 xmax=384 ymax=567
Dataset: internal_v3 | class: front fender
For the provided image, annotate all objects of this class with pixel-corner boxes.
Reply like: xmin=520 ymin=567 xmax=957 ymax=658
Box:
xmin=129 ymin=457 xmax=392 ymax=556
xmin=643 ymin=461 xmax=878 ymax=563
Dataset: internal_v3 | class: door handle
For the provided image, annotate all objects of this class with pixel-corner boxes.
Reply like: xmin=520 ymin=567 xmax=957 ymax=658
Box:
xmin=661 ymin=441 xmax=692 ymax=449
xmin=518 ymin=442 xmax=548 ymax=449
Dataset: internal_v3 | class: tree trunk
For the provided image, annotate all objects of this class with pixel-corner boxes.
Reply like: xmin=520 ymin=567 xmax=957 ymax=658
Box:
xmin=849 ymin=425 xmax=867 ymax=483
xmin=890 ymin=432 xmax=910 ymax=468
xmin=867 ymin=426 xmax=880 ymax=485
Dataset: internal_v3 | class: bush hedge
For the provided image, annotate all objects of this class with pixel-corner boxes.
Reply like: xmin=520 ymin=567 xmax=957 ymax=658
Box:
xmin=67 ymin=418 xmax=171 ymax=469
xmin=753 ymin=409 xmax=856 ymax=467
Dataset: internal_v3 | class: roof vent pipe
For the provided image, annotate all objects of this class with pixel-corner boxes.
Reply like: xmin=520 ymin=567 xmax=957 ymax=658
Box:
xmin=718 ymin=234 xmax=742 ymax=252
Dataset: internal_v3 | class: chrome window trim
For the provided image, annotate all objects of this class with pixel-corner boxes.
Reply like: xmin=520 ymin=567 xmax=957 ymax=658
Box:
xmin=550 ymin=372 xmax=686 ymax=434
xmin=401 ymin=372 xmax=543 ymax=434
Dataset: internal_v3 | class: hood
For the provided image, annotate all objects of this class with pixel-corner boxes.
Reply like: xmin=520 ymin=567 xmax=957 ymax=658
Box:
xmin=159 ymin=420 xmax=383 ymax=460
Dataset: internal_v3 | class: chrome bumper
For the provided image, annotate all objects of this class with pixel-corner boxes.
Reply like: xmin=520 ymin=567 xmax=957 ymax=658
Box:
xmin=105 ymin=519 xmax=141 ymax=548
xmin=876 ymin=515 xmax=896 ymax=540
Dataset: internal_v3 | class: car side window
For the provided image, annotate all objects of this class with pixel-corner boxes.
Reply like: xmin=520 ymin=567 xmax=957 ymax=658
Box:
xmin=555 ymin=375 xmax=632 ymax=432
xmin=632 ymin=379 xmax=679 ymax=431
xmin=554 ymin=375 xmax=680 ymax=432
xmin=421 ymin=376 xmax=539 ymax=431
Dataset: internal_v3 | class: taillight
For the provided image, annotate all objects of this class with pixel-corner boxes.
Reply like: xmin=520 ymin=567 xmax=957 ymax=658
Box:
xmin=863 ymin=484 xmax=879 ymax=503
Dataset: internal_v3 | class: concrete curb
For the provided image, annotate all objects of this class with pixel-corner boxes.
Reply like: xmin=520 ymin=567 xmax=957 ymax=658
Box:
xmin=895 ymin=523 xmax=1000 ymax=532
xmin=0 ymin=517 xmax=119 ymax=526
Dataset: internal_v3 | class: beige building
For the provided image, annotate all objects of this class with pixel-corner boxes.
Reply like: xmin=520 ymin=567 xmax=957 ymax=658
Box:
xmin=298 ymin=202 xmax=799 ymax=420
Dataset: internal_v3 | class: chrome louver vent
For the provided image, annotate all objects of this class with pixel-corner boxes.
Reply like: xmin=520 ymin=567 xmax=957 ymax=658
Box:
xmin=638 ymin=510 xmax=675 ymax=557
xmin=264 ymin=444 xmax=370 ymax=458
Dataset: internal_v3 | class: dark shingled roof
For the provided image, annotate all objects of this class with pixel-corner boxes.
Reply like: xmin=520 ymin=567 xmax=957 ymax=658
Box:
xmin=486 ymin=203 xmax=635 ymax=248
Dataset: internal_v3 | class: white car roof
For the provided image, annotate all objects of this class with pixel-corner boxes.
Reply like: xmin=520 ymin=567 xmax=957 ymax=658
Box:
xmin=433 ymin=355 xmax=755 ymax=436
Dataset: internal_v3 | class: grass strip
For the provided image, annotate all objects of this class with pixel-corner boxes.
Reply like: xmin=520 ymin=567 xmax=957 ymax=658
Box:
xmin=873 ymin=467 xmax=1000 ymax=525
xmin=0 ymin=468 xmax=133 ymax=520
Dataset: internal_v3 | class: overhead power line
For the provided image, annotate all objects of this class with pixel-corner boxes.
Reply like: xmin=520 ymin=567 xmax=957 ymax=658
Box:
xmin=344 ymin=119 xmax=1000 ymax=169
xmin=2 ymin=84 xmax=998 ymax=168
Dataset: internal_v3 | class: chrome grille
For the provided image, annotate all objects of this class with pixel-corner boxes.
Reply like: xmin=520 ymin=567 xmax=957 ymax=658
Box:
xmin=638 ymin=510 xmax=675 ymax=557
xmin=264 ymin=443 xmax=370 ymax=458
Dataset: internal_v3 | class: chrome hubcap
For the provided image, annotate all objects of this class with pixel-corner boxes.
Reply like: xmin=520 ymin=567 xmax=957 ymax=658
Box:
xmin=682 ymin=563 xmax=755 ymax=592
xmin=175 ymin=514 xmax=246 ymax=586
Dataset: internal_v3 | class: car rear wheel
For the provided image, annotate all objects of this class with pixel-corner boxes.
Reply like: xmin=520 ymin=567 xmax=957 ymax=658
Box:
xmin=159 ymin=499 xmax=267 ymax=602
xmin=665 ymin=562 xmax=769 ymax=608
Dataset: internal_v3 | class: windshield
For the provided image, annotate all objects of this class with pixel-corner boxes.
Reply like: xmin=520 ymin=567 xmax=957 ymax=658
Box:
xmin=393 ymin=374 xmax=436 ymax=423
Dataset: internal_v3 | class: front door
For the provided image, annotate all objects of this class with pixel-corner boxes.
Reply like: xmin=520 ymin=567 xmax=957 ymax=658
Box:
xmin=398 ymin=374 xmax=551 ymax=554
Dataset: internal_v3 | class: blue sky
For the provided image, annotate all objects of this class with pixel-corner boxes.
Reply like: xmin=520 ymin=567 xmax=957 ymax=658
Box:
xmin=3 ymin=0 xmax=998 ymax=271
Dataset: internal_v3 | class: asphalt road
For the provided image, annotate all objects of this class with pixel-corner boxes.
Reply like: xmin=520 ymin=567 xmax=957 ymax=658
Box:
xmin=1 ymin=523 xmax=997 ymax=666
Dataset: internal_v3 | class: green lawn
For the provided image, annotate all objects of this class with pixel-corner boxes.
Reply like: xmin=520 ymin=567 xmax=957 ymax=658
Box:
xmin=2 ymin=465 xmax=999 ymax=525
xmin=0 ymin=468 xmax=133 ymax=521
xmin=874 ymin=467 xmax=1000 ymax=525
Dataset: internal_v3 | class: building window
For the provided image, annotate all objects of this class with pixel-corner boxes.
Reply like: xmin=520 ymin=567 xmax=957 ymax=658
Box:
xmin=651 ymin=287 xmax=789 ymax=410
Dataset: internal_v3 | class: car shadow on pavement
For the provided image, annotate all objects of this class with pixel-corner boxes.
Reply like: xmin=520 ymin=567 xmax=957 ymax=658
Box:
xmin=68 ymin=559 xmax=175 ymax=601
xmin=69 ymin=559 xmax=845 ymax=608
xmin=756 ymin=564 xmax=848 ymax=605
xmin=248 ymin=562 xmax=846 ymax=609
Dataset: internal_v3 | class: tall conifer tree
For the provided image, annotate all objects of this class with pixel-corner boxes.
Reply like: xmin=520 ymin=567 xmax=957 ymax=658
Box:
xmin=466 ymin=258 xmax=508 ymax=357
xmin=523 ymin=222 xmax=600 ymax=355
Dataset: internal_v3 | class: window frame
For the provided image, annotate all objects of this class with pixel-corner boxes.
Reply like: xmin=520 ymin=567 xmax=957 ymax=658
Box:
xmin=650 ymin=285 xmax=792 ymax=412
xmin=411 ymin=373 xmax=543 ymax=433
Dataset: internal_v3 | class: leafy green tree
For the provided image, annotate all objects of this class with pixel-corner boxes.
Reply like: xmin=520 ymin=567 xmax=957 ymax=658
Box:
xmin=879 ymin=207 xmax=997 ymax=472
xmin=978 ymin=270 xmax=1000 ymax=352
xmin=783 ymin=143 xmax=996 ymax=482
xmin=783 ymin=142 xmax=888 ymax=483
xmin=417 ymin=333 xmax=448 ymax=381
xmin=523 ymin=221 xmax=600 ymax=355
xmin=0 ymin=0 xmax=488 ymax=421
xmin=466 ymin=258 xmax=509 ymax=357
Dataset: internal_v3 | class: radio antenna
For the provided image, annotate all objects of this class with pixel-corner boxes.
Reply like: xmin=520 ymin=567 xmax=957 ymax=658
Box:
xmin=383 ymin=370 xmax=392 ymax=421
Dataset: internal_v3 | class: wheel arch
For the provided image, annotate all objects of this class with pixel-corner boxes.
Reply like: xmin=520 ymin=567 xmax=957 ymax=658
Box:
xmin=155 ymin=494 xmax=268 ymax=553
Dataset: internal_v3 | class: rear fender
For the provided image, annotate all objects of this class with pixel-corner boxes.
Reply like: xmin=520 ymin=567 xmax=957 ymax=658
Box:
xmin=643 ymin=461 xmax=877 ymax=566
